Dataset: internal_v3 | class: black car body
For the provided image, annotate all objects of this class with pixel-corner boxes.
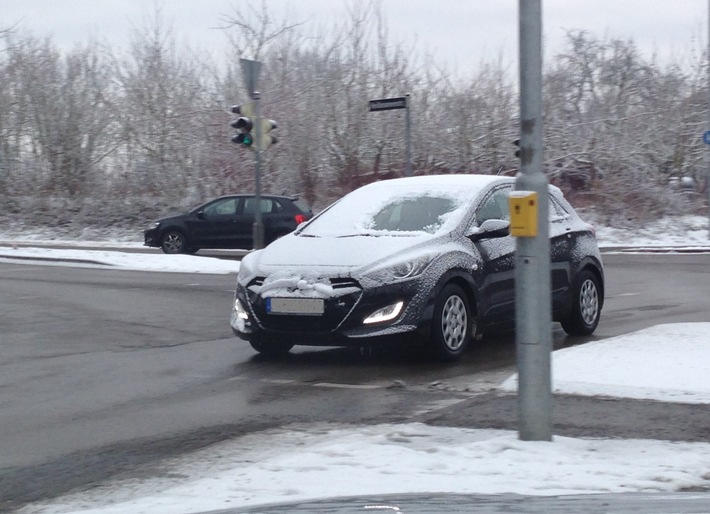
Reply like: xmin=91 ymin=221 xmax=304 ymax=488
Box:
xmin=230 ymin=175 xmax=604 ymax=361
xmin=144 ymin=194 xmax=312 ymax=254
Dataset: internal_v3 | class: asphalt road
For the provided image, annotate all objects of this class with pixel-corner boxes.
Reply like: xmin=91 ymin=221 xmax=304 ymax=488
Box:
xmin=0 ymin=252 xmax=709 ymax=512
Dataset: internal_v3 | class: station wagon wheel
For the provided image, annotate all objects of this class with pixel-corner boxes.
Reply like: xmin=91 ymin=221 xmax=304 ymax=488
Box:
xmin=561 ymin=269 xmax=601 ymax=336
xmin=249 ymin=338 xmax=294 ymax=358
xmin=430 ymin=283 xmax=472 ymax=361
xmin=160 ymin=230 xmax=187 ymax=254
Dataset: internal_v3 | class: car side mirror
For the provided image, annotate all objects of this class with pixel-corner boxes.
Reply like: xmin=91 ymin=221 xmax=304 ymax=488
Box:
xmin=467 ymin=219 xmax=510 ymax=242
xmin=196 ymin=210 xmax=205 ymax=220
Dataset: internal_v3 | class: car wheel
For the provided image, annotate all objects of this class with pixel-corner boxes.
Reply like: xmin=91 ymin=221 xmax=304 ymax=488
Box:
xmin=249 ymin=338 xmax=294 ymax=357
xmin=160 ymin=230 xmax=187 ymax=254
xmin=430 ymin=283 xmax=473 ymax=361
xmin=561 ymin=269 xmax=601 ymax=336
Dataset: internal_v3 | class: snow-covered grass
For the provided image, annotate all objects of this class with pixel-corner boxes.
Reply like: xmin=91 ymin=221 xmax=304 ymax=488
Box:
xmin=4 ymin=215 xmax=710 ymax=513
xmin=594 ymin=214 xmax=710 ymax=248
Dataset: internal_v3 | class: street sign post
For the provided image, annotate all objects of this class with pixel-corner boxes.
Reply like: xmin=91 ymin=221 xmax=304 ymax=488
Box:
xmin=368 ymin=95 xmax=412 ymax=176
xmin=240 ymin=59 xmax=262 ymax=99
xmin=368 ymin=96 xmax=407 ymax=111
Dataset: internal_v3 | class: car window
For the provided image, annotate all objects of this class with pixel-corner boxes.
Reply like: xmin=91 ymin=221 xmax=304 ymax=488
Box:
xmin=299 ymin=185 xmax=475 ymax=237
xmin=243 ymin=198 xmax=275 ymax=215
xmin=370 ymin=196 xmax=457 ymax=233
xmin=203 ymin=198 xmax=237 ymax=216
xmin=477 ymin=188 xmax=572 ymax=225
xmin=291 ymin=198 xmax=310 ymax=213
xmin=476 ymin=188 xmax=511 ymax=224
xmin=549 ymin=195 xmax=570 ymax=221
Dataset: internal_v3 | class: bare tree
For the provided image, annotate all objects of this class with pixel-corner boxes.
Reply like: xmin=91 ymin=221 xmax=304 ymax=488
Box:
xmin=113 ymin=6 xmax=215 ymax=203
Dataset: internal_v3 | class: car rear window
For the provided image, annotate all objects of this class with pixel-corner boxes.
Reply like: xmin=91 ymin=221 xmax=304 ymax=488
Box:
xmin=291 ymin=199 xmax=310 ymax=213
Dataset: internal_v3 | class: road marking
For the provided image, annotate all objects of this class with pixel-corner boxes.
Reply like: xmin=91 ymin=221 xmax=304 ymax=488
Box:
xmin=313 ymin=382 xmax=382 ymax=390
xmin=261 ymin=378 xmax=297 ymax=385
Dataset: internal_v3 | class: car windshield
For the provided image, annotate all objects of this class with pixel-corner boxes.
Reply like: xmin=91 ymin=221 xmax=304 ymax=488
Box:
xmin=299 ymin=183 xmax=475 ymax=237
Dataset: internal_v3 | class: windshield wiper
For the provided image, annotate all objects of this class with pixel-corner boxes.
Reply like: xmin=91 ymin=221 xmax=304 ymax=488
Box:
xmin=336 ymin=233 xmax=380 ymax=238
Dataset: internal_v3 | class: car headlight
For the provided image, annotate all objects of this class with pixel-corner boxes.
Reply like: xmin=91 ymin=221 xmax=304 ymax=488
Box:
xmin=391 ymin=255 xmax=432 ymax=280
xmin=149 ymin=222 xmax=160 ymax=230
xmin=233 ymin=298 xmax=249 ymax=320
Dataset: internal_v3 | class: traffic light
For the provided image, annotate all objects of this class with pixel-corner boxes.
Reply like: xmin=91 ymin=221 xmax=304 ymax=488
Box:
xmin=513 ymin=139 xmax=521 ymax=158
xmin=257 ymin=118 xmax=278 ymax=150
xmin=229 ymin=103 xmax=277 ymax=150
xmin=231 ymin=103 xmax=255 ymax=147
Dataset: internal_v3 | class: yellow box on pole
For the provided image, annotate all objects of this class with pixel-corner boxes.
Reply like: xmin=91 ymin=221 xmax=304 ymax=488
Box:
xmin=508 ymin=191 xmax=538 ymax=237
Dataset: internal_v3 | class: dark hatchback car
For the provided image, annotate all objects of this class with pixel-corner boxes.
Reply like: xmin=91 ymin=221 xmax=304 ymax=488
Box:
xmin=230 ymin=175 xmax=604 ymax=361
xmin=144 ymin=194 xmax=313 ymax=254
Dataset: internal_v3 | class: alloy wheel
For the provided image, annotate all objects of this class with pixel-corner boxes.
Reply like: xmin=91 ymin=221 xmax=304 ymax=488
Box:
xmin=579 ymin=278 xmax=599 ymax=326
xmin=441 ymin=294 xmax=468 ymax=351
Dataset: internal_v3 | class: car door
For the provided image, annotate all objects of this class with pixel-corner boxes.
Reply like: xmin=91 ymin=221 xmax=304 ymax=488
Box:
xmin=234 ymin=197 xmax=272 ymax=249
xmin=471 ymin=184 xmax=517 ymax=325
xmin=190 ymin=197 xmax=239 ymax=247
xmin=548 ymin=194 xmax=575 ymax=313
xmin=474 ymin=186 xmax=578 ymax=326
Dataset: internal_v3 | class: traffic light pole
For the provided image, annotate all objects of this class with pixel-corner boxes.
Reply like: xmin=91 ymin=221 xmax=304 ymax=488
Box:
xmin=253 ymin=91 xmax=264 ymax=250
xmin=515 ymin=0 xmax=552 ymax=442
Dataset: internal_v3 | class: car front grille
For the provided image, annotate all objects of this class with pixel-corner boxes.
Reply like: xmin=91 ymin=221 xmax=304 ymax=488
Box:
xmin=248 ymin=276 xmax=362 ymax=333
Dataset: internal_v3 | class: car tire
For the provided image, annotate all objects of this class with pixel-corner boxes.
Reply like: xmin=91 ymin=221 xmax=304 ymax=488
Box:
xmin=160 ymin=230 xmax=187 ymax=254
xmin=249 ymin=338 xmax=294 ymax=357
xmin=430 ymin=283 xmax=473 ymax=361
xmin=561 ymin=269 xmax=601 ymax=336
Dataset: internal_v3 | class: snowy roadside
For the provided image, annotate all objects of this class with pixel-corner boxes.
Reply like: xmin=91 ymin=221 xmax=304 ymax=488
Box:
xmin=0 ymin=215 xmax=709 ymax=275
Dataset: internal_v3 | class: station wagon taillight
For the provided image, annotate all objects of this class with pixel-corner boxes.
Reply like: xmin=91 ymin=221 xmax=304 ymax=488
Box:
xmin=294 ymin=214 xmax=307 ymax=224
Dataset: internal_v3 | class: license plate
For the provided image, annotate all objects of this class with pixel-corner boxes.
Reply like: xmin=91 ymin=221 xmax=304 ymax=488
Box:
xmin=266 ymin=297 xmax=324 ymax=316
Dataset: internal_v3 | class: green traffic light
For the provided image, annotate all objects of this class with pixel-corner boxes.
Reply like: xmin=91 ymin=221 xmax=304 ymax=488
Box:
xmin=232 ymin=133 xmax=253 ymax=146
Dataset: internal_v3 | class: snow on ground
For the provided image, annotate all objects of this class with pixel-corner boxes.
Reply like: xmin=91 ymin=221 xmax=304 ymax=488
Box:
xmin=18 ymin=322 xmax=710 ymax=514
xmin=0 ymin=245 xmax=240 ymax=274
xmin=4 ymin=216 xmax=710 ymax=513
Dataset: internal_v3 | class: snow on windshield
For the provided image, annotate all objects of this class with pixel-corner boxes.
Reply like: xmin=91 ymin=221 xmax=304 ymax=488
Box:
xmin=300 ymin=179 xmax=488 ymax=237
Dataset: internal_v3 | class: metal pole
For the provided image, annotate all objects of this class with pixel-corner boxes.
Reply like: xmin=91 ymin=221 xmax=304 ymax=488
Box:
xmin=707 ymin=0 xmax=710 ymax=238
xmin=405 ymin=94 xmax=413 ymax=176
xmin=515 ymin=0 xmax=552 ymax=441
xmin=253 ymin=91 xmax=264 ymax=250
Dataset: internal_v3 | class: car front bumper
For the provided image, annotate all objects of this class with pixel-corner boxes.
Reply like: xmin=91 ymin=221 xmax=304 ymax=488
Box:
xmin=143 ymin=228 xmax=160 ymax=247
xmin=231 ymin=276 xmax=433 ymax=346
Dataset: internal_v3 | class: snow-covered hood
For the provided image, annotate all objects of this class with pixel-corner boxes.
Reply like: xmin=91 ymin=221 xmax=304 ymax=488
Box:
xmin=255 ymin=232 xmax=433 ymax=269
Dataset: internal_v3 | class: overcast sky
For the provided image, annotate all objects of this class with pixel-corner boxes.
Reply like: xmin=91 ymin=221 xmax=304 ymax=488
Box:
xmin=2 ymin=0 xmax=707 ymax=76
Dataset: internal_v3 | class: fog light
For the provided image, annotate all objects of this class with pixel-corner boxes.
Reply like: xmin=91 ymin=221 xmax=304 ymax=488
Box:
xmin=363 ymin=301 xmax=404 ymax=325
